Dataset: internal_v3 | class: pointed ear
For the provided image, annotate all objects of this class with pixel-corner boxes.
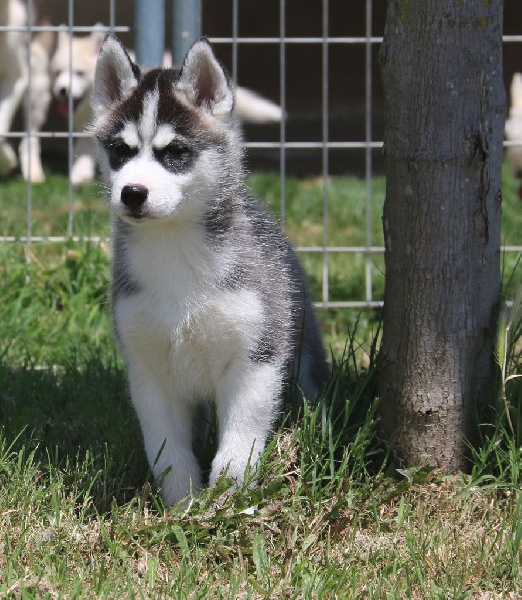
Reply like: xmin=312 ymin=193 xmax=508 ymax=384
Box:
xmin=176 ymin=39 xmax=234 ymax=118
xmin=90 ymin=23 xmax=106 ymax=54
xmin=57 ymin=27 xmax=69 ymax=48
xmin=92 ymin=34 xmax=139 ymax=121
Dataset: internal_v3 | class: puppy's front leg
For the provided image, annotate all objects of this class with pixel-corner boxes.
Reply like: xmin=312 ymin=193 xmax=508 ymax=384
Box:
xmin=70 ymin=137 xmax=96 ymax=185
xmin=210 ymin=362 xmax=282 ymax=488
xmin=127 ymin=367 xmax=202 ymax=507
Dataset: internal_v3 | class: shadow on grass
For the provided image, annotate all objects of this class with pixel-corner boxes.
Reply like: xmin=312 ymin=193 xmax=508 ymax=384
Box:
xmin=0 ymin=355 xmax=151 ymax=513
xmin=0 ymin=345 xmax=390 ymax=517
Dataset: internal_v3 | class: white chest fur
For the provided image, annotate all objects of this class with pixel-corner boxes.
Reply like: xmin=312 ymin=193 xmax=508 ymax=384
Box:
xmin=113 ymin=223 xmax=266 ymax=404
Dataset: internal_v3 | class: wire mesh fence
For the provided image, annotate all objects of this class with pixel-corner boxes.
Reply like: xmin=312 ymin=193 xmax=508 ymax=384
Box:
xmin=0 ymin=0 xmax=520 ymax=310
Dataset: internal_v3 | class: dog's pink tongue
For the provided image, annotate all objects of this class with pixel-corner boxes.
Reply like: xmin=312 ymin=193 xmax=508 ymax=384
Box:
xmin=56 ymin=101 xmax=70 ymax=117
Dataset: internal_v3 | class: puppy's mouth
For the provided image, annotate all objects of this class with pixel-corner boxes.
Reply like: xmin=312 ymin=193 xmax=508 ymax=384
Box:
xmin=120 ymin=207 xmax=151 ymax=223
xmin=56 ymin=97 xmax=83 ymax=117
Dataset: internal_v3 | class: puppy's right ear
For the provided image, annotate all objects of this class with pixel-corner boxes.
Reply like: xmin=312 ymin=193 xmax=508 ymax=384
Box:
xmin=92 ymin=34 xmax=139 ymax=122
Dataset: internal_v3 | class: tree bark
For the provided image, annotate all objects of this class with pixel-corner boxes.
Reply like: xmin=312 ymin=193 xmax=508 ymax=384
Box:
xmin=378 ymin=1 xmax=505 ymax=470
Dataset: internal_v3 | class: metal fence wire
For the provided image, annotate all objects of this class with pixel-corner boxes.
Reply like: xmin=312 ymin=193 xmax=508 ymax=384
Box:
xmin=1 ymin=0 xmax=521 ymax=310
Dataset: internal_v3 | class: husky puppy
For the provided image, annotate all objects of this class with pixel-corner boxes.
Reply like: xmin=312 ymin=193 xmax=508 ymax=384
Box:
xmin=0 ymin=0 xmax=52 ymax=183
xmin=91 ymin=34 xmax=328 ymax=506
xmin=51 ymin=28 xmax=105 ymax=186
xmin=53 ymin=28 xmax=283 ymax=186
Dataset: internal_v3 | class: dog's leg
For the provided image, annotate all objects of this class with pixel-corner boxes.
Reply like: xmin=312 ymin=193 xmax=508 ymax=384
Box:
xmin=19 ymin=135 xmax=45 ymax=183
xmin=70 ymin=137 xmax=96 ymax=185
xmin=0 ymin=77 xmax=27 ymax=175
xmin=19 ymin=49 xmax=51 ymax=183
xmin=127 ymin=366 xmax=202 ymax=507
xmin=210 ymin=362 xmax=282 ymax=488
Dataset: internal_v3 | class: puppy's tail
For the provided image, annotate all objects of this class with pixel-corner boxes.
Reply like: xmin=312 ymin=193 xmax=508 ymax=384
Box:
xmin=235 ymin=86 xmax=285 ymax=124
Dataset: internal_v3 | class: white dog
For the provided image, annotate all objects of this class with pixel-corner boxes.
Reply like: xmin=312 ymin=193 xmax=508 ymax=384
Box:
xmin=0 ymin=0 xmax=52 ymax=183
xmin=505 ymin=72 xmax=522 ymax=198
xmin=52 ymin=28 xmax=284 ymax=186
xmin=91 ymin=35 xmax=328 ymax=506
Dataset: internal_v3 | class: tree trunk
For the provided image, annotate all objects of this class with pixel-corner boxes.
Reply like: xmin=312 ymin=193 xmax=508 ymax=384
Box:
xmin=378 ymin=1 xmax=505 ymax=470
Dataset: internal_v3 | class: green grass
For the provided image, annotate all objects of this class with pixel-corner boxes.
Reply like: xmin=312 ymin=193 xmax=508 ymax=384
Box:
xmin=0 ymin=167 xmax=521 ymax=596
xmin=249 ymin=172 xmax=386 ymax=300
xmin=0 ymin=175 xmax=105 ymax=240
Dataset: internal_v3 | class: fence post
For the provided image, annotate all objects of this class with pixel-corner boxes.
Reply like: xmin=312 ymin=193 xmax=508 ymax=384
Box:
xmin=134 ymin=0 xmax=165 ymax=68
xmin=172 ymin=0 xmax=202 ymax=66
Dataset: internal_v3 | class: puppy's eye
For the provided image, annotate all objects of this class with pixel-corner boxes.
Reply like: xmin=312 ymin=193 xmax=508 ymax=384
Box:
xmin=162 ymin=144 xmax=190 ymax=159
xmin=109 ymin=141 xmax=136 ymax=159
xmin=107 ymin=140 xmax=138 ymax=169
xmin=155 ymin=143 xmax=193 ymax=171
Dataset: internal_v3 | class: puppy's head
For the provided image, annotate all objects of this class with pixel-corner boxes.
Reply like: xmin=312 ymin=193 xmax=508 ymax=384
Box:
xmin=91 ymin=35 xmax=239 ymax=226
xmin=51 ymin=27 xmax=105 ymax=115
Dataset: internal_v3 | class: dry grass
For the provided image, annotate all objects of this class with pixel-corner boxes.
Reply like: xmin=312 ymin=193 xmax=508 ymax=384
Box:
xmin=1 ymin=423 xmax=521 ymax=598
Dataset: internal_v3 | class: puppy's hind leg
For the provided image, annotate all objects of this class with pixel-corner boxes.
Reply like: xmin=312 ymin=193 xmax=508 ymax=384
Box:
xmin=210 ymin=362 xmax=282 ymax=489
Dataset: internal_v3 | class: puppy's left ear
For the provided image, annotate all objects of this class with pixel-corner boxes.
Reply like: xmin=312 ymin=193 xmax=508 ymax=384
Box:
xmin=176 ymin=39 xmax=234 ymax=118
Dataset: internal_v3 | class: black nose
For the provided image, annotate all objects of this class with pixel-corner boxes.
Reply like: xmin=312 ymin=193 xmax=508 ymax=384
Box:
xmin=58 ymin=87 xmax=68 ymax=98
xmin=121 ymin=184 xmax=148 ymax=210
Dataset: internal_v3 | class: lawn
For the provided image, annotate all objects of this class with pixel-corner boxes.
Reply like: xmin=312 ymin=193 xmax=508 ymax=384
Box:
xmin=0 ymin=166 xmax=521 ymax=597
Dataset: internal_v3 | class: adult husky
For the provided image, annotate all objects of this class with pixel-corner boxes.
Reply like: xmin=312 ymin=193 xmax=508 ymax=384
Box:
xmin=91 ymin=35 xmax=328 ymax=506
xmin=53 ymin=28 xmax=283 ymax=185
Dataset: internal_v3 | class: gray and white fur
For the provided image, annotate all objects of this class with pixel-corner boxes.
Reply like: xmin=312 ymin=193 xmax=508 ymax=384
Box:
xmin=91 ymin=34 xmax=329 ymax=506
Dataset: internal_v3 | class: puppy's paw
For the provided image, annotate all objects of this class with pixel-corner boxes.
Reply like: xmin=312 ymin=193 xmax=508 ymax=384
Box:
xmin=19 ymin=139 xmax=45 ymax=183
xmin=0 ymin=142 xmax=18 ymax=176
xmin=70 ymin=155 xmax=95 ymax=185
